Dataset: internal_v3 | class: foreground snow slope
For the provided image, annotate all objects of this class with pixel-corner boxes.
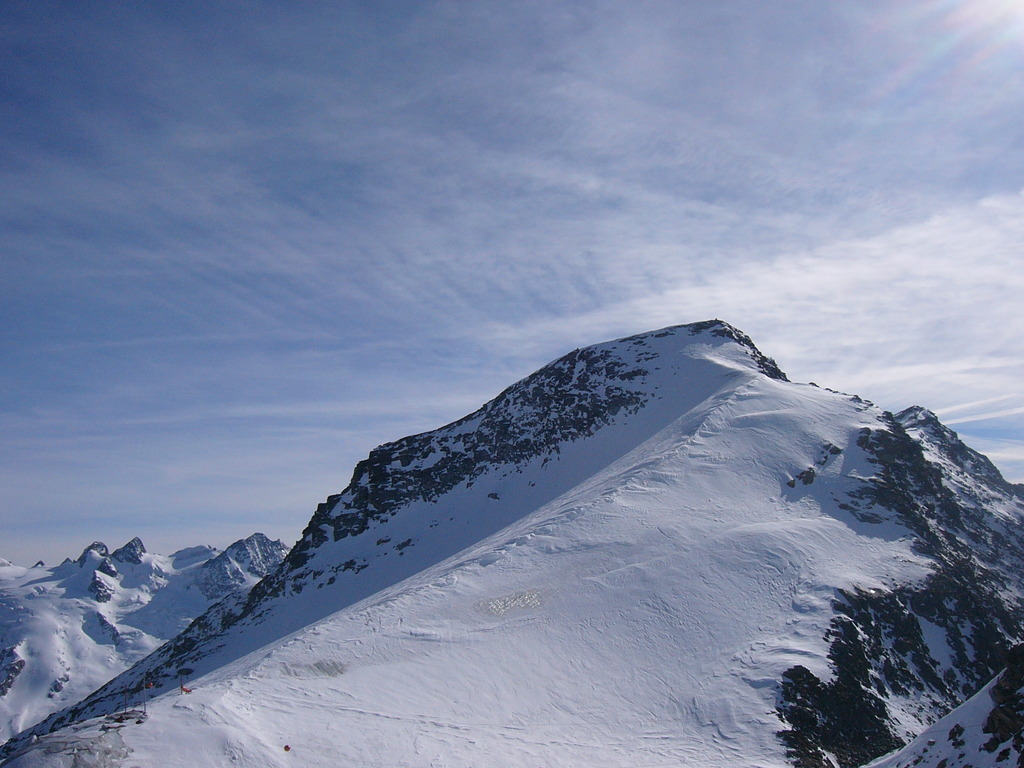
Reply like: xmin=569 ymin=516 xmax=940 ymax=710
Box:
xmin=5 ymin=321 xmax=1024 ymax=767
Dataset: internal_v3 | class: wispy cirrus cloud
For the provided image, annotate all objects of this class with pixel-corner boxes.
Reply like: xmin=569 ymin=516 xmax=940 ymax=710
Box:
xmin=4 ymin=1 xmax=1024 ymax=563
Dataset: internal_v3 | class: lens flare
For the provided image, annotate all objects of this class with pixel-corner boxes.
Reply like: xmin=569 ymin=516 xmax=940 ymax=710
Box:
xmin=878 ymin=0 xmax=1024 ymax=100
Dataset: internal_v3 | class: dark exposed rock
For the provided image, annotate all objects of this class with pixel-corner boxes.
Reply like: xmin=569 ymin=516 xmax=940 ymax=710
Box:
xmin=777 ymin=414 xmax=1024 ymax=768
xmin=48 ymin=673 xmax=69 ymax=697
xmin=778 ymin=658 xmax=903 ymax=768
xmin=111 ymin=537 xmax=147 ymax=565
xmin=984 ymin=644 xmax=1024 ymax=744
xmin=88 ymin=572 xmax=115 ymax=603
xmin=1 ymin=646 xmax=25 ymax=697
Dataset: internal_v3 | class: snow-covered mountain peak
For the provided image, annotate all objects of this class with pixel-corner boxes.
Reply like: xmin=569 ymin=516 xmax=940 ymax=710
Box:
xmin=0 ymin=534 xmax=288 ymax=744
xmin=74 ymin=542 xmax=108 ymax=567
xmin=197 ymin=534 xmax=289 ymax=599
xmin=111 ymin=538 xmax=146 ymax=565
xmin=227 ymin=322 xmax=791 ymax=619
xmin=897 ymin=405 xmax=1023 ymax=498
xmin=6 ymin=322 xmax=1024 ymax=768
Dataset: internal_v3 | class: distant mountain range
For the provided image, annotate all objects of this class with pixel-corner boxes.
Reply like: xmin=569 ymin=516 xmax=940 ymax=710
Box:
xmin=3 ymin=321 xmax=1024 ymax=768
xmin=0 ymin=533 xmax=287 ymax=742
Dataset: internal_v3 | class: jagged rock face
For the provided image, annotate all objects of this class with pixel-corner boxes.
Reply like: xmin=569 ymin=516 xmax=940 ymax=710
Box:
xmin=295 ymin=347 xmax=649 ymax=553
xmin=197 ymin=534 xmax=288 ymax=599
xmin=900 ymin=407 xmax=1022 ymax=497
xmin=0 ymin=647 xmax=24 ymax=698
xmin=859 ymin=644 xmax=1024 ymax=768
xmin=87 ymin=572 xmax=115 ymax=603
xmin=776 ymin=411 xmax=1024 ymax=768
xmin=111 ymin=538 xmax=146 ymax=565
xmin=984 ymin=644 xmax=1024 ymax=743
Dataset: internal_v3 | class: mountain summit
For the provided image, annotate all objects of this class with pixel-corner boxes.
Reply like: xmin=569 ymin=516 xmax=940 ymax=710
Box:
xmin=4 ymin=321 xmax=1024 ymax=768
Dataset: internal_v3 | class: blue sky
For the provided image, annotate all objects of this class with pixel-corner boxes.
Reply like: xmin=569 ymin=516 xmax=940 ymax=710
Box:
xmin=3 ymin=0 xmax=1024 ymax=564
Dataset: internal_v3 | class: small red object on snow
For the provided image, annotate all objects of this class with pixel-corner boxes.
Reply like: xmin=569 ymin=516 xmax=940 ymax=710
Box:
xmin=284 ymin=745 xmax=291 ymax=752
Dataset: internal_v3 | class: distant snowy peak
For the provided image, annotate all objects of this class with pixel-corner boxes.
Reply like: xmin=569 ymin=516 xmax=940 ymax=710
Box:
xmin=197 ymin=534 xmax=289 ymax=599
xmin=111 ymin=537 xmax=146 ymax=565
xmin=75 ymin=542 xmax=108 ymax=566
xmin=0 ymin=533 xmax=287 ymax=743
xmin=73 ymin=538 xmax=145 ymax=569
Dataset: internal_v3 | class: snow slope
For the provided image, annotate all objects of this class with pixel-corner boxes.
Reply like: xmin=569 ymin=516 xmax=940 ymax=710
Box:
xmin=865 ymin=643 xmax=1024 ymax=768
xmin=5 ymin=321 xmax=1024 ymax=767
xmin=0 ymin=535 xmax=287 ymax=743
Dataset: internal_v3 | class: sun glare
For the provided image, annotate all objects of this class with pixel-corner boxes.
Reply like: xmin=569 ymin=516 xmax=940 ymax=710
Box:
xmin=942 ymin=0 xmax=1024 ymax=57
xmin=875 ymin=0 xmax=1024 ymax=102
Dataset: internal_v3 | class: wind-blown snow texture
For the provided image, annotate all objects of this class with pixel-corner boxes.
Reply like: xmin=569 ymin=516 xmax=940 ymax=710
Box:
xmin=0 ymin=534 xmax=286 ymax=743
xmin=4 ymin=320 xmax=1024 ymax=768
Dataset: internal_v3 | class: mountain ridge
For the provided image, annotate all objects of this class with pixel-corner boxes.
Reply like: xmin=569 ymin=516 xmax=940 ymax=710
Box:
xmin=4 ymin=321 xmax=1024 ymax=768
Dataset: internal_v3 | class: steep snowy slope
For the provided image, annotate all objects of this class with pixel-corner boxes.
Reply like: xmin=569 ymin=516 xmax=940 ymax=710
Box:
xmin=4 ymin=321 xmax=1024 ymax=767
xmin=0 ymin=534 xmax=286 ymax=742
xmin=865 ymin=644 xmax=1024 ymax=768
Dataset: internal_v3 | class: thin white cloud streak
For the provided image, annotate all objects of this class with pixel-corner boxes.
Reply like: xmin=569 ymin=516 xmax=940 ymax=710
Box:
xmin=943 ymin=407 xmax=1024 ymax=426
xmin=933 ymin=394 xmax=1015 ymax=416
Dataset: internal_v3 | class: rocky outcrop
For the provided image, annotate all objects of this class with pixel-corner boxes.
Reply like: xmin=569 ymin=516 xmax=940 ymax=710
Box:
xmin=776 ymin=413 xmax=1024 ymax=768
xmin=0 ymin=647 xmax=24 ymax=698
xmin=982 ymin=644 xmax=1024 ymax=755
xmin=197 ymin=534 xmax=288 ymax=600
xmin=111 ymin=538 xmax=147 ymax=565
